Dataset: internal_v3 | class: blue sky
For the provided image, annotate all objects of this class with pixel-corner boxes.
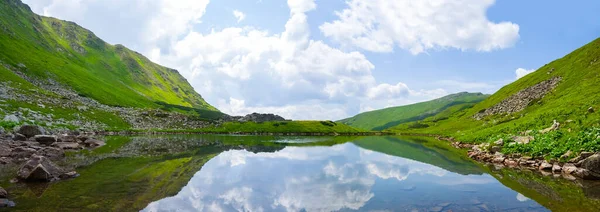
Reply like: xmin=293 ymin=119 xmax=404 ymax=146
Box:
xmin=23 ymin=0 xmax=600 ymax=120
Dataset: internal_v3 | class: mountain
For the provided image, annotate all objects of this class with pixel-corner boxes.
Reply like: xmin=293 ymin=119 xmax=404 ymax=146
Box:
xmin=338 ymin=92 xmax=489 ymax=130
xmin=0 ymin=0 xmax=217 ymax=111
xmin=0 ymin=0 xmax=227 ymax=130
xmin=390 ymin=38 xmax=600 ymax=157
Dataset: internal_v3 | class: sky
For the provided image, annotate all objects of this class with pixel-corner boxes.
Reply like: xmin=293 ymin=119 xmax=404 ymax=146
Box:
xmin=22 ymin=0 xmax=600 ymax=120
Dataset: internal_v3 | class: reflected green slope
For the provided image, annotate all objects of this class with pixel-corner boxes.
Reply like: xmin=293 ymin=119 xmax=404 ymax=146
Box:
xmin=353 ymin=136 xmax=484 ymax=175
xmin=487 ymin=167 xmax=600 ymax=212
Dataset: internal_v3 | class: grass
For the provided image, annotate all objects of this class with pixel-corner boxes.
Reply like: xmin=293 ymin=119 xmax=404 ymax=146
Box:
xmin=0 ymin=0 xmax=218 ymax=115
xmin=384 ymin=37 xmax=600 ymax=159
xmin=338 ymin=92 xmax=488 ymax=130
xmin=187 ymin=120 xmax=366 ymax=134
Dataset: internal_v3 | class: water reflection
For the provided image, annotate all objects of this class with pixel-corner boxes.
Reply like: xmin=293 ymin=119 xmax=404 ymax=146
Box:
xmin=144 ymin=141 xmax=546 ymax=212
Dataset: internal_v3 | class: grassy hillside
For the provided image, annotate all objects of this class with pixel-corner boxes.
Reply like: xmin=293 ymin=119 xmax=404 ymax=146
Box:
xmin=339 ymin=92 xmax=488 ymax=130
xmin=0 ymin=0 xmax=217 ymax=111
xmin=390 ymin=38 xmax=600 ymax=158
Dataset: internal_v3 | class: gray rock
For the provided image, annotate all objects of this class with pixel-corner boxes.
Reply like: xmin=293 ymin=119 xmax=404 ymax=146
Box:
xmin=581 ymin=153 xmax=600 ymax=176
xmin=494 ymin=138 xmax=504 ymax=146
xmin=52 ymin=142 xmax=82 ymax=150
xmin=562 ymin=163 xmax=577 ymax=175
xmin=17 ymin=155 xmax=65 ymax=182
xmin=512 ymin=136 xmax=534 ymax=144
xmin=58 ymin=135 xmax=78 ymax=143
xmin=34 ymin=135 xmax=57 ymax=145
xmin=0 ymin=198 xmax=15 ymax=208
xmin=581 ymin=152 xmax=594 ymax=159
xmin=15 ymin=125 xmax=46 ymax=138
xmin=0 ymin=187 xmax=6 ymax=198
xmin=9 ymin=147 xmax=36 ymax=160
xmin=84 ymin=139 xmax=105 ymax=147
xmin=0 ymin=127 xmax=4 ymax=135
xmin=35 ymin=147 xmax=65 ymax=161
xmin=539 ymin=161 xmax=553 ymax=170
xmin=539 ymin=120 xmax=560 ymax=134
xmin=573 ymin=168 xmax=600 ymax=180
xmin=0 ymin=143 xmax=10 ymax=157
xmin=12 ymin=133 xmax=26 ymax=141
xmin=2 ymin=115 xmax=19 ymax=122
xmin=552 ymin=163 xmax=562 ymax=173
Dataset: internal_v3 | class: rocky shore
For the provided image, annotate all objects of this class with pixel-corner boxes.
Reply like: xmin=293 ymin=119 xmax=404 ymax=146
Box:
xmin=0 ymin=124 xmax=106 ymax=208
xmin=450 ymin=139 xmax=600 ymax=181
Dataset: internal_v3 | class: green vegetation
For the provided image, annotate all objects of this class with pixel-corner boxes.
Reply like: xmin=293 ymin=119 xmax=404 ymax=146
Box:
xmin=380 ymin=38 xmax=600 ymax=159
xmin=0 ymin=0 xmax=218 ymax=114
xmin=183 ymin=121 xmax=365 ymax=134
xmin=339 ymin=92 xmax=488 ymax=130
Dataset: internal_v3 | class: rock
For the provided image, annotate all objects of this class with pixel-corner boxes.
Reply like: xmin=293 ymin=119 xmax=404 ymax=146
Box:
xmin=34 ymin=135 xmax=57 ymax=145
xmin=539 ymin=120 xmax=560 ymax=134
xmin=589 ymin=107 xmax=595 ymax=113
xmin=222 ymin=112 xmax=288 ymax=123
xmin=0 ymin=198 xmax=15 ymax=208
xmin=9 ymin=147 xmax=36 ymax=160
xmin=512 ymin=136 xmax=534 ymax=144
xmin=2 ymin=114 xmax=19 ymax=122
xmin=58 ymin=135 xmax=78 ymax=143
xmin=492 ymin=156 xmax=506 ymax=163
xmin=569 ymin=156 xmax=583 ymax=163
xmin=0 ymin=144 xmax=10 ymax=157
xmin=0 ymin=127 xmax=4 ymax=135
xmin=15 ymin=125 xmax=45 ymax=138
xmin=490 ymin=146 xmax=502 ymax=153
xmin=17 ymin=155 xmax=65 ymax=182
xmin=581 ymin=152 xmax=594 ymax=159
xmin=561 ymin=150 xmax=573 ymax=159
xmin=35 ymin=147 xmax=65 ymax=161
xmin=562 ymin=163 xmax=578 ymax=175
xmin=552 ymin=163 xmax=562 ymax=173
xmin=505 ymin=159 xmax=518 ymax=167
xmin=84 ymin=139 xmax=105 ymax=147
xmin=494 ymin=139 xmax=504 ymax=146
xmin=573 ymin=168 xmax=600 ymax=180
xmin=581 ymin=153 xmax=600 ymax=176
xmin=13 ymin=133 xmax=27 ymax=141
xmin=0 ymin=187 xmax=6 ymax=198
xmin=77 ymin=135 xmax=89 ymax=142
xmin=539 ymin=161 xmax=553 ymax=171
xmin=59 ymin=171 xmax=79 ymax=179
xmin=52 ymin=142 xmax=82 ymax=150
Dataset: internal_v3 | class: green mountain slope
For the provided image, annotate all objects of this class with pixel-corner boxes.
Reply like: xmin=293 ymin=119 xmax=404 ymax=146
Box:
xmin=390 ymin=38 xmax=600 ymax=158
xmin=0 ymin=0 xmax=217 ymax=111
xmin=339 ymin=92 xmax=489 ymax=130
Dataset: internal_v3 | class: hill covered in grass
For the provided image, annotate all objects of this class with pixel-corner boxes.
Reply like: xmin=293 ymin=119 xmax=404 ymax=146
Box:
xmin=390 ymin=38 xmax=600 ymax=159
xmin=0 ymin=0 xmax=217 ymax=111
xmin=338 ymin=92 xmax=489 ymax=130
xmin=0 ymin=0 xmax=226 ymax=130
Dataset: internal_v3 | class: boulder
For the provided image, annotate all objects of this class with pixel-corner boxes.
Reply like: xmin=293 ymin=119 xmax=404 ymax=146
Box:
xmin=0 ymin=198 xmax=15 ymax=208
xmin=561 ymin=150 xmax=573 ymax=159
xmin=581 ymin=153 xmax=600 ymax=176
xmin=13 ymin=133 xmax=27 ymax=141
xmin=52 ymin=142 xmax=82 ymax=150
xmin=539 ymin=120 xmax=560 ymax=134
xmin=562 ymin=163 xmax=578 ymax=175
xmin=84 ymin=139 xmax=105 ymax=147
xmin=0 ymin=187 xmax=6 ymax=198
xmin=9 ymin=147 xmax=36 ymax=160
xmin=512 ymin=136 xmax=534 ymax=144
xmin=573 ymin=168 xmax=600 ymax=180
xmin=2 ymin=115 xmax=19 ymax=122
xmin=0 ymin=144 xmax=10 ymax=157
xmin=581 ymin=152 xmax=594 ymax=159
xmin=34 ymin=135 xmax=57 ymax=146
xmin=15 ymin=125 xmax=45 ymax=138
xmin=35 ymin=147 xmax=65 ymax=161
xmin=539 ymin=161 xmax=553 ymax=170
xmin=58 ymin=135 xmax=78 ymax=143
xmin=552 ymin=164 xmax=562 ymax=173
xmin=17 ymin=155 xmax=64 ymax=182
xmin=494 ymin=139 xmax=504 ymax=146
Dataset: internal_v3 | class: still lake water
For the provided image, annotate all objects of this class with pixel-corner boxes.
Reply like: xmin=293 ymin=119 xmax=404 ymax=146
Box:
xmin=3 ymin=135 xmax=600 ymax=211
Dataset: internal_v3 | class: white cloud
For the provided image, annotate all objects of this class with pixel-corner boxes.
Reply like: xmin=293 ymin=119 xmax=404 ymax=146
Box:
xmin=320 ymin=0 xmax=520 ymax=54
xmin=21 ymin=0 xmax=481 ymax=120
xmin=233 ymin=10 xmax=246 ymax=23
xmin=515 ymin=68 xmax=535 ymax=79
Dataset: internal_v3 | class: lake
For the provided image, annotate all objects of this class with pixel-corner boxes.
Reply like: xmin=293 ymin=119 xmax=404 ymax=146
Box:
xmin=2 ymin=135 xmax=600 ymax=211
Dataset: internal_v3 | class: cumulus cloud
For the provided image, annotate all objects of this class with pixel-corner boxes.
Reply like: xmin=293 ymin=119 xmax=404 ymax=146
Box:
xmin=515 ymin=68 xmax=535 ymax=79
xmin=320 ymin=0 xmax=520 ymax=54
xmin=22 ymin=0 xmax=484 ymax=120
xmin=233 ymin=10 xmax=246 ymax=23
